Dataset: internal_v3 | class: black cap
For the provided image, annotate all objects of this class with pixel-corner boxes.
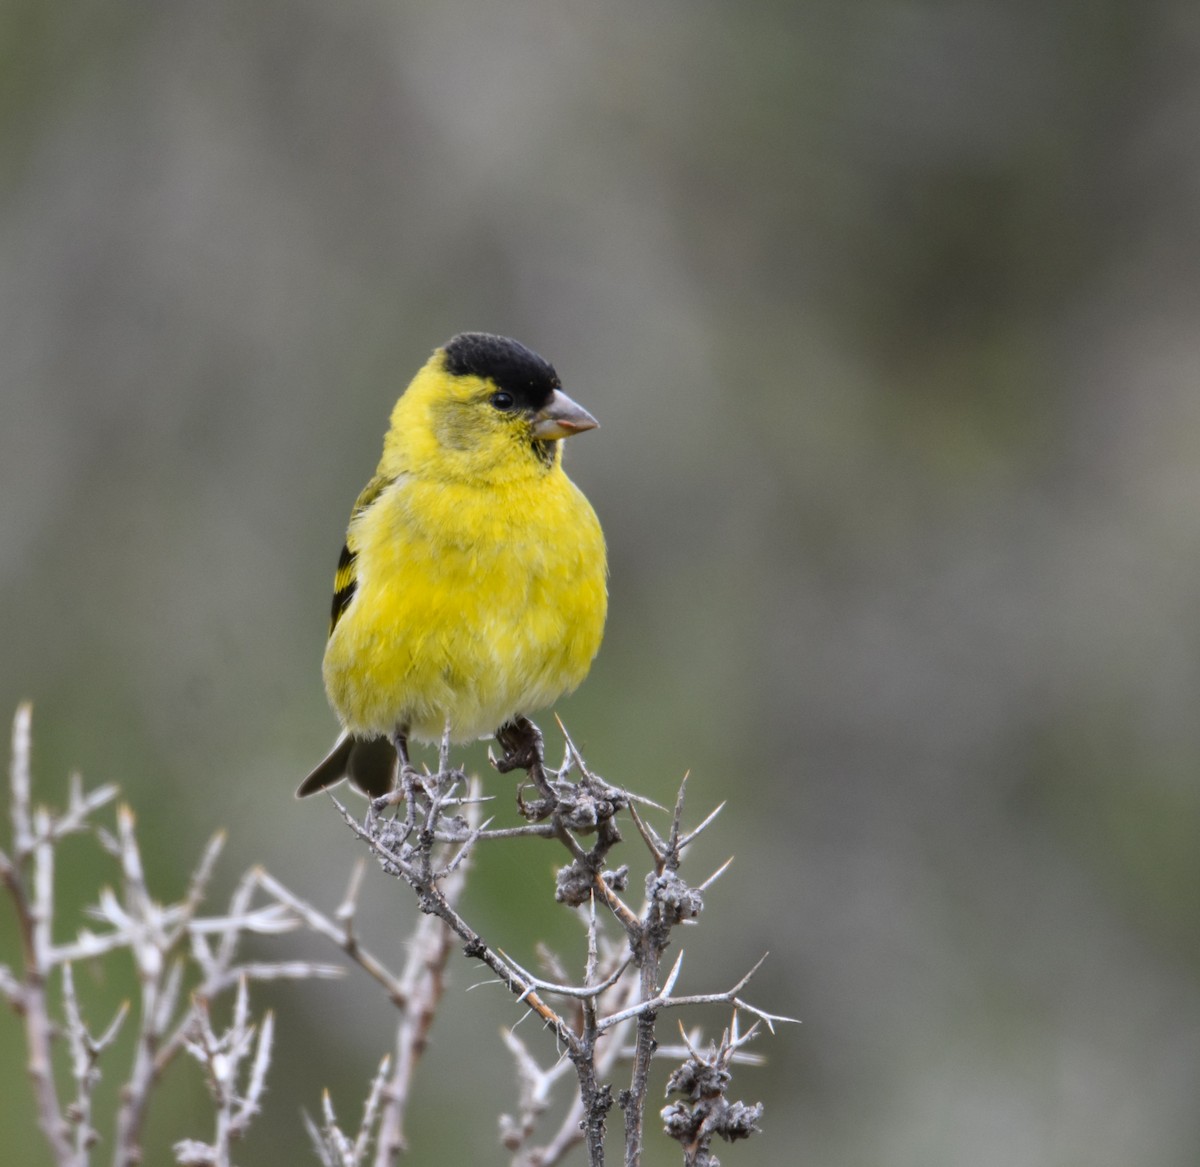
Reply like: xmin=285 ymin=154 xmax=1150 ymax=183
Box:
xmin=442 ymin=333 xmax=561 ymax=411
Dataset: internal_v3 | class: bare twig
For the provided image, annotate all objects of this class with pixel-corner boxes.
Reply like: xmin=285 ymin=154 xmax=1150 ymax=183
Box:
xmin=62 ymin=963 xmax=128 ymax=1159
xmin=4 ymin=704 xmax=73 ymax=1164
xmin=372 ymin=777 xmax=481 ymax=1164
xmin=304 ymin=1055 xmax=393 ymax=1167
xmin=599 ymin=954 xmax=797 ymax=1034
xmin=1 ymin=705 xmax=371 ymax=1167
xmin=173 ymin=977 xmax=275 ymax=1165
xmin=269 ymin=770 xmax=486 ymax=1165
xmin=255 ymin=868 xmax=408 ymax=1007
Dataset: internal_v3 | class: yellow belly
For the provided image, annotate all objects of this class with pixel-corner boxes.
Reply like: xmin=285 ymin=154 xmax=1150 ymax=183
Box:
xmin=322 ymin=471 xmax=606 ymax=742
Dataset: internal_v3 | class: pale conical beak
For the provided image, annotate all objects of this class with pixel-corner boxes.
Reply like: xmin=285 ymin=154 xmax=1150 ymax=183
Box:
xmin=531 ymin=389 xmax=599 ymax=440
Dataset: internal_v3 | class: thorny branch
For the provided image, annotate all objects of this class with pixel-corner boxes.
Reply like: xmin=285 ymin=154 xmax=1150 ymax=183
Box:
xmin=303 ymin=1055 xmax=394 ymax=1167
xmin=0 ymin=705 xmax=342 ymax=1167
xmin=173 ymin=977 xmax=275 ymax=1166
xmin=2 ymin=702 xmax=792 ymax=1167
xmin=335 ymin=717 xmax=793 ymax=1167
xmin=2 ymin=704 xmax=79 ymax=1163
xmin=262 ymin=725 xmax=486 ymax=1167
xmin=662 ymin=1017 xmax=766 ymax=1167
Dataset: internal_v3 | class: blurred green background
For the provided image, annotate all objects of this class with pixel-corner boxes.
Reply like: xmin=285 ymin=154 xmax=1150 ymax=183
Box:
xmin=3 ymin=1 xmax=1199 ymax=1164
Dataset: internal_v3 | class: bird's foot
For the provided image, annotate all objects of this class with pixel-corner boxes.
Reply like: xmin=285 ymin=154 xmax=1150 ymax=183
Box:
xmin=493 ymin=716 xmax=558 ymax=817
xmin=493 ymin=716 xmax=547 ymax=778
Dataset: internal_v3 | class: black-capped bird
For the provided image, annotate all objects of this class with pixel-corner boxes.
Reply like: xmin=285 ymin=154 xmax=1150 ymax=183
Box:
xmin=297 ymin=333 xmax=607 ymax=798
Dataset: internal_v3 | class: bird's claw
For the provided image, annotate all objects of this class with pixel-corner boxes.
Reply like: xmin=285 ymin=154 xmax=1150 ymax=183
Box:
xmin=515 ymin=785 xmax=557 ymax=823
xmin=494 ymin=716 xmax=556 ymax=802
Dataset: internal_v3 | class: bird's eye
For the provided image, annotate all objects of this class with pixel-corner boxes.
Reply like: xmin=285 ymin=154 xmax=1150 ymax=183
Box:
xmin=490 ymin=391 xmax=515 ymax=411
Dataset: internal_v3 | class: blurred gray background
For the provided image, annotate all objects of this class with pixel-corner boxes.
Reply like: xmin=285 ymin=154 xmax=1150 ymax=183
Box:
xmin=2 ymin=2 xmax=1199 ymax=1164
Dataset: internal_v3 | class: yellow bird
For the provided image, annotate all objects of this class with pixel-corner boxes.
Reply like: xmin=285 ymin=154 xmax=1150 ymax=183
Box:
xmin=297 ymin=333 xmax=607 ymax=798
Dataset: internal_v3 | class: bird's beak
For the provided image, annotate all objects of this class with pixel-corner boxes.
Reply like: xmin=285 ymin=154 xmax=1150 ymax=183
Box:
xmin=531 ymin=389 xmax=599 ymax=440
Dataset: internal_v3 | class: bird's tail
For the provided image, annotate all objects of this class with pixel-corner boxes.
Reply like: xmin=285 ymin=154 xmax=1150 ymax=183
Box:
xmin=295 ymin=732 xmax=397 ymax=798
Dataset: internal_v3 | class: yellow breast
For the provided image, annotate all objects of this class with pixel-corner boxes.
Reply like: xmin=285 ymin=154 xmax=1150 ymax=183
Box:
xmin=321 ymin=468 xmax=606 ymax=742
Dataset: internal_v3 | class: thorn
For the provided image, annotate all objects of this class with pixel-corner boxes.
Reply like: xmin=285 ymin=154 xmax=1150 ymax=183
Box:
xmin=677 ymin=801 xmax=726 ymax=851
xmin=623 ymin=790 xmax=669 ymax=813
xmin=669 ymin=772 xmax=690 ymax=848
xmin=727 ymin=952 xmax=770 ymax=997
xmin=730 ymin=1000 xmax=800 ymax=1033
xmin=696 ymin=856 xmax=734 ymax=891
xmin=335 ymin=858 xmax=367 ymax=923
xmin=661 ymin=949 xmax=685 ymax=996
xmin=554 ymin=714 xmax=589 ymax=778
xmin=677 ymin=1018 xmax=702 ymax=1059
xmin=556 ymin=734 xmax=575 ymax=778
xmin=628 ymin=803 xmax=666 ymax=864
xmin=98 ymin=1000 xmax=131 ymax=1047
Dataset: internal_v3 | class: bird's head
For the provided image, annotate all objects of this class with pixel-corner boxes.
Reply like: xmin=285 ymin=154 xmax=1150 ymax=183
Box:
xmin=382 ymin=333 xmax=598 ymax=483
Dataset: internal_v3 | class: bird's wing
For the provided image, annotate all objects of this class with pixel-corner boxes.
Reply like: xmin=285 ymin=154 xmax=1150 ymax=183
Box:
xmin=329 ymin=473 xmax=396 ymax=636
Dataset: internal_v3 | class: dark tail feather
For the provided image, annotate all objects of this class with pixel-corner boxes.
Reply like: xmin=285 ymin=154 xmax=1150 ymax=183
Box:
xmin=296 ymin=734 xmax=397 ymax=799
xmin=296 ymin=733 xmax=354 ymax=797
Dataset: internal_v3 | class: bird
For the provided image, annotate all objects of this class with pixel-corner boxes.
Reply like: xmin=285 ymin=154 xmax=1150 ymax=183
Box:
xmin=297 ymin=332 xmax=607 ymax=799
